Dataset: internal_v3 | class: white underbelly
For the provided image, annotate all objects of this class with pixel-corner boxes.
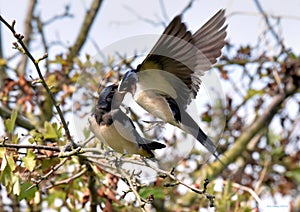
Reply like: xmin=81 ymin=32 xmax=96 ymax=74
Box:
xmin=136 ymin=69 xmax=178 ymax=99
xmin=134 ymin=69 xmax=187 ymax=125
xmin=134 ymin=90 xmax=178 ymax=125
xmin=88 ymin=116 xmax=140 ymax=154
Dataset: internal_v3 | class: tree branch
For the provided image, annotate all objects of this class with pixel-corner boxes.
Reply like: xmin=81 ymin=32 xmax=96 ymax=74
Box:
xmin=45 ymin=165 xmax=87 ymax=189
xmin=0 ymin=15 xmax=75 ymax=147
xmin=87 ymin=165 xmax=98 ymax=212
xmin=82 ymin=148 xmax=215 ymax=206
xmin=223 ymin=180 xmax=263 ymax=205
xmin=200 ymin=85 xmax=298 ymax=179
xmin=0 ymin=139 xmax=60 ymax=152
xmin=253 ymin=0 xmax=285 ymax=51
xmin=0 ymin=106 xmax=35 ymax=130
xmin=119 ymin=168 xmax=148 ymax=211
xmin=27 ymin=157 xmax=69 ymax=191
xmin=67 ymin=0 xmax=103 ymax=60
xmin=16 ymin=0 xmax=37 ymax=75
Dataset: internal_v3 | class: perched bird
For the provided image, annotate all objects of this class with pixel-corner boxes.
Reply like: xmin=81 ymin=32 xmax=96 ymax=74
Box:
xmin=118 ymin=10 xmax=227 ymax=161
xmin=88 ymin=84 xmax=166 ymax=158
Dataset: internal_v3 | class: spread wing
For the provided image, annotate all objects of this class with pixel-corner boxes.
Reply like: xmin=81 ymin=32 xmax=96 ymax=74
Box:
xmin=137 ymin=9 xmax=227 ymax=107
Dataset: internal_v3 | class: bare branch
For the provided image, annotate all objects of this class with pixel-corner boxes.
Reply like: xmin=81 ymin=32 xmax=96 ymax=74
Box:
xmin=0 ymin=139 xmax=60 ymax=152
xmin=0 ymin=106 xmax=35 ymax=130
xmin=45 ymin=165 xmax=87 ymax=189
xmin=82 ymin=148 xmax=215 ymax=205
xmin=0 ymin=15 xmax=75 ymax=147
xmin=201 ymin=83 xmax=298 ymax=178
xmin=67 ymin=0 xmax=103 ymax=60
xmin=43 ymin=5 xmax=73 ymax=25
xmin=222 ymin=180 xmax=263 ymax=205
xmin=158 ymin=0 xmax=169 ymax=21
xmin=180 ymin=0 xmax=195 ymax=16
xmin=87 ymin=167 xmax=98 ymax=212
xmin=253 ymin=0 xmax=285 ymax=51
xmin=27 ymin=158 xmax=69 ymax=191
xmin=119 ymin=168 xmax=147 ymax=211
xmin=17 ymin=0 xmax=37 ymax=75
xmin=123 ymin=5 xmax=165 ymax=27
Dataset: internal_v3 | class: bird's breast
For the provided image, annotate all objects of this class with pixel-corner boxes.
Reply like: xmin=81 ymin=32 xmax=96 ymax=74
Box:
xmin=88 ymin=116 xmax=140 ymax=154
xmin=134 ymin=89 xmax=178 ymax=125
xmin=136 ymin=69 xmax=178 ymax=99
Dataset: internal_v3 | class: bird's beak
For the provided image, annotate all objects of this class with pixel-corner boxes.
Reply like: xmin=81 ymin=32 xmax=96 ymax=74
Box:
xmin=111 ymin=91 xmax=126 ymax=109
xmin=118 ymin=71 xmax=138 ymax=94
xmin=130 ymin=83 xmax=136 ymax=94
xmin=118 ymin=82 xmax=136 ymax=95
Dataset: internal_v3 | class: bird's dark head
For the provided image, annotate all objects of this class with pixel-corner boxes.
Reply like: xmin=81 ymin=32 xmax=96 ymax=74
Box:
xmin=118 ymin=70 xmax=138 ymax=94
xmin=97 ymin=83 xmax=125 ymax=111
xmin=97 ymin=84 xmax=117 ymax=110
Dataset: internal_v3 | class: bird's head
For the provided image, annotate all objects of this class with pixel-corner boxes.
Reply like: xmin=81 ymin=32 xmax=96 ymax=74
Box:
xmin=97 ymin=84 xmax=117 ymax=111
xmin=97 ymin=83 xmax=125 ymax=111
xmin=118 ymin=70 xmax=138 ymax=94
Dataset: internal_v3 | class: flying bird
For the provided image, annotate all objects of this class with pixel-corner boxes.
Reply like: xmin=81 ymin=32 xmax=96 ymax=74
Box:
xmin=118 ymin=10 xmax=227 ymax=162
xmin=88 ymin=84 xmax=166 ymax=158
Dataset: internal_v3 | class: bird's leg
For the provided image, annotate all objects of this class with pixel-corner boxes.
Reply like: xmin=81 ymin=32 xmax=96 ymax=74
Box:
xmin=104 ymin=149 xmax=115 ymax=157
xmin=142 ymin=120 xmax=166 ymax=132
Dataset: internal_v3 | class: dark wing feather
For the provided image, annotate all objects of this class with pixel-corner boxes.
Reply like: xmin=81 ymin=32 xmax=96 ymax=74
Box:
xmin=137 ymin=10 xmax=227 ymax=107
xmin=111 ymin=109 xmax=165 ymax=154
xmin=193 ymin=9 xmax=227 ymax=71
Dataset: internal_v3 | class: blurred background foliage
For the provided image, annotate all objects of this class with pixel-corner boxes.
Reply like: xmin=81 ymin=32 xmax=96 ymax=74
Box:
xmin=0 ymin=0 xmax=299 ymax=211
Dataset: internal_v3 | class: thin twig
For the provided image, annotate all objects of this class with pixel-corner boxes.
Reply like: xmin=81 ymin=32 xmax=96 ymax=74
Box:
xmin=223 ymin=180 xmax=263 ymax=205
xmin=0 ymin=140 xmax=60 ymax=152
xmin=123 ymin=5 xmax=165 ymax=27
xmin=159 ymin=0 xmax=169 ymax=22
xmin=200 ymin=82 xmax=298 ymax=178
xmin=254 ymin=160 xmax=269 ymax=193
xmin=83 ymin=148 xmax=213 ymax=199
xmin=45 ymin=166 xmax=87 ymax=189
xmin=27 ymin=158 xmax=69 ymax=191
xmin=253 ymin=0 xmax=284 ymax=93
xmin=228 ymin=10 xmax=300 ymax=21
xmin=253 ymin=0 xmax=285 ymax=51
xmin=180 ymin=0 xmax=195 ymax=16
xmin=43 ymin=5 xmax=73 ymax=25
xmin=0 ymin=15 xmax=75 ymax=147
xmin=143 ymin=159 xmax=207 ymax=195
xmin=87 ymin=158 xmax=123 ymax=178
xmin=119 ymin=168 xmax=147 ymax=212
xmin=34 ymin=15 xmax=49 ymax=71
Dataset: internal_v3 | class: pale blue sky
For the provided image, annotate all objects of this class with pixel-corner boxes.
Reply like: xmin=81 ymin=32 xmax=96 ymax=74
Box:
xmin=1 ymin=0 xmax=300 ymax=60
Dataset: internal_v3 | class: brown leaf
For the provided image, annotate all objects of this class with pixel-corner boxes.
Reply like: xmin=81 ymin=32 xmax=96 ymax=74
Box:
xmin=81 ymin=190 xmax=90 ymax=208
xmin=103 ymin=199 xmax=113 ymax=212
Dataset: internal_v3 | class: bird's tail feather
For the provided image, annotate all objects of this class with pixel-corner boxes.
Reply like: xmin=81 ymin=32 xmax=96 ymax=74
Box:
xmin=181 ymin=111 xmax=224 ymax=164
xmin=142 ymin=139 xmax=166 ymax=150
xmin=139 ymin=140 xmax=166 ymax=158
